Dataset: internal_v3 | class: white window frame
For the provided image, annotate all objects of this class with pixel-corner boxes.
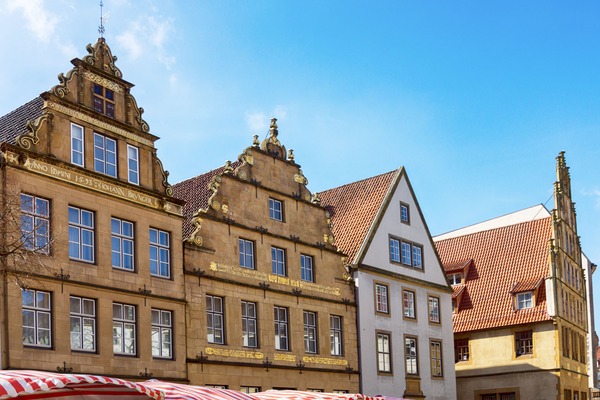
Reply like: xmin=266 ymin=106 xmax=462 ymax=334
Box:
xmin=127 ymin=144 xmax=139 ymax=185
xmin=113 ymin=303 xmax=136 ymax=355
xmin=112 ymin=218 xmax=134 ymax=271
xmin=93 ymin=133 xmax=117 ymax=177
xmin=412 ymin=244 xmax=423 ymax=269
xmin=271 ymin=246 xmax=286 ymax=276
xmin=70 ymin=296 xmax=96 ymax=352
xmin=303 ymin=311 xmax=318 ymax=354
xmin=301 ymin=254 xmax=314 ymax=282
xmin=22 ymin=289 xmax=51 ymax=348
xmin=274 ymin=306 xmax=289 ymax=351
xmin=239 ymin=238 xmax=255 ymax=269
xmin=207 ymin=295 xmax=225 ymax=344
xmin=405 ymin=336 xmax=419 ymax=375
xmin=71 ymin=123 xmax=84 ymax=167
xmin=516 ymin=292 xmax=533 ymax=309
xmin=428 ymin=296 xmax=440 ymax=323
xmin=149 ymin=228 xmax=170 ymax=278
xmin=269 ymin=198 xmax=283 ymax=221
xmin=20 ymin=193 xmax=50 ymax=254
xmin=68 ymin=206 xmax=95 ymax=263
xmin=242 ymin=301 xmax=258 ymax=348
xmin=389 ymin=238 xmax=400 ymax=263
xmin=375 ymin=283 xmax=389 ymax=314
xmin=448 ymin=273 xmax=462 ymax=285
xmin=151 ymin=308 xmax=173 ymax=359
xmin=330 ymin=315 xmax=343 ymax=356
xmin=430 ymin=340 xmax=443 ymax=377
xmin=403 ymin=289 xmax=416 ymax=319
xmin=400 ymin=202 xmax=410 ymax=224
xmin=401 ymin=241 xmax=412 ymax=265
xmin=377 ymin=332 xmax=391 ymax=373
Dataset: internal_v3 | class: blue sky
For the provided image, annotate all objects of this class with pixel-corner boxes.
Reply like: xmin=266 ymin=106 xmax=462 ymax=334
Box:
xmin=1 ymin=0 xmax=599 ymax=329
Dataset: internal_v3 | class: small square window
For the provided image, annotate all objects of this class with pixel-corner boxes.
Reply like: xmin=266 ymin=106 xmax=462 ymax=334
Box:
xmin=516 ymin=292 xmax=533 ymax=309
xmin=269 ymin=198 xmax=283 ymax=221
xmin=400 ymin=202 xmax=410 ymax=224
xmin=448 ymin=273 xmax=462 ymax=285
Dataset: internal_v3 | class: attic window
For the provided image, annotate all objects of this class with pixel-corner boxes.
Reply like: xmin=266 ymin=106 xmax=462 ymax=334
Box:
xmin=448 ymin=273 xmax=462 ymax=285
xmin=516 ymin=292 xmax=533 ymax=310
xmin=93 ymin=84 xmax=115 ymax=118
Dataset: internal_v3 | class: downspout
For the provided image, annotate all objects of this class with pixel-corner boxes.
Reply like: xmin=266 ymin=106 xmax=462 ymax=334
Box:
xmin=0 ymin=151 xmax=7 ymax=369
xmin=351 ymin=265 xmax=362 ymax=395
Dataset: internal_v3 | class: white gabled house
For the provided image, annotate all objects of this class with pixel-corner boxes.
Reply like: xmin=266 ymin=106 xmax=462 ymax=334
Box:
xmin=320 ymin=168 xmax=456 ymax=400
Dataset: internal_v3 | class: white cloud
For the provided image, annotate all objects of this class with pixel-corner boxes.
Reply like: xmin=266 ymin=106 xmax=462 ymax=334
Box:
xmin=116 ymin=29 xmax=142 ymax=60
xmin=246 ymin=112 xmax=268 ymax=133
xmin=116 ymin=15 xmax=174 ymax=68
xmin=7 ymin=0 xmax=59 ymax=42
xmin=273 ymin=105 xmax=288 ymax=120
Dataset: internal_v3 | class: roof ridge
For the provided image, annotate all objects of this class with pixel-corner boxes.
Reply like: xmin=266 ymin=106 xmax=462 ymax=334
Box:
xmin=319 ymin=168 xmax=398 ymax=194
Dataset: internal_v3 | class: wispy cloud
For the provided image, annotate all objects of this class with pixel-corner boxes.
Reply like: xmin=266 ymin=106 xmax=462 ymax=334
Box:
xmin=116 ymin=15 xmax=175 ymax=68
xmin=582 ymin=188 xmax=600 ymax=209
xmin=7 ymin=0 xmax=59 ymax=42
xmin=245 ymin=112 xmax=268 ymax=134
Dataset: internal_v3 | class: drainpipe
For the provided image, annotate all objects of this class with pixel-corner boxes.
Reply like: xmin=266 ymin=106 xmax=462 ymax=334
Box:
xmin=0 ymin=151 xmax=7 ymax=369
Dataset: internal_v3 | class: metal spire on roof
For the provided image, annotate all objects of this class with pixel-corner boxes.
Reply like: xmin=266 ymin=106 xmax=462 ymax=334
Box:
xmin=98 ymin=1 xmax=110 ymax=38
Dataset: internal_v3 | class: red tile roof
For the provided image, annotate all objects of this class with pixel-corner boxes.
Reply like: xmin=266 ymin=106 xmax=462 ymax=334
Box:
xmin=435 ymin=217 xmax=553 ymax=333
xmin=319 ymin=170 xmax=398 ymax=264
xmin=443 ymin=258 xmax=473 ymax=273
xmin=173 ymin=162 xmax=240 ymax=238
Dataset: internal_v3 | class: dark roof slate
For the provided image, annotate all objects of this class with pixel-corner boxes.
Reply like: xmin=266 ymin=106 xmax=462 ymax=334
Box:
xmin=0 ymin=97 xmax=44 ymax=145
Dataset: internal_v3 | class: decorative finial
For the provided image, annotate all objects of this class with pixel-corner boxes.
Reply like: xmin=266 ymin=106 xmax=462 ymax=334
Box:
xmin=98 ymin=1 xmax=105 ymax=38
xmin=288 ymin=149 xmax=294 ymax=162
xmin=253 ymin=134 xmax=260 ymax=147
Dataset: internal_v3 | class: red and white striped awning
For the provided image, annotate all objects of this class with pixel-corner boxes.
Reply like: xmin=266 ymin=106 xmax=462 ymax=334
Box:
xmin=0 ymin=370 xmax=161 ymax=399
xmin=142 ymin=380 xmax=254 ymax=400
xmin=248 ymin=390 xmax=386 ymax=400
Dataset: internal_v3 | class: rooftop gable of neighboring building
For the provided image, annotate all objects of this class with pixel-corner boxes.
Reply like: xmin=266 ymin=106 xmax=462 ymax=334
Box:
xmin=318 ymin=169 xmax=398 ymax=264
xmin=434 ymin=215 xmax=553 ymax=333
xmin=0 ymin=97 xmax=44 ymax=145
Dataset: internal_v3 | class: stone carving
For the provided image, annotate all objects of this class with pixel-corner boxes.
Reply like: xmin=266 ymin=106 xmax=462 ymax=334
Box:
xmin=83 ymin=39 xmax=123 ymax=78
xmin=294 ymin=169 xmax=308 ymax=185
xmin=223 ymin=160 xmax=234 ymax=175
xmin=155 ymin=156 xmax=173 ymax=196
xmin=83 ymin=71 xmax=123 ymax=93
xmin=16 ymin=112 xmax=53 ymax=150
xmin=127 ymin=94 xmax=150 ymax=133
xmin=52 ymin=69 xmax=78 ymax=98
xmin=260 ymin=118 xmax=286 ymax=159
xmin=288 ymin=149 xmax=295 ymax=162
xmin=234 ymin=148 xmax=254 ymax=180
xmin=186 ymin=215 xmax=204 ymax=247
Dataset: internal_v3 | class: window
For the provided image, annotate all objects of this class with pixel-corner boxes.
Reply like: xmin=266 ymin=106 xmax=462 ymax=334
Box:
xmin=301 ymin=254 xmax=314 ymax=282
xmin=482 ymin=394 xmax=516 ymax=400
xmin=274 ymin=306 xmax=289 ymax=350
xmin=304 ymin=311 xmax=318 ymax=354
xmin=127 ymin=145 xmax=139 ymax=185
xmin=515 ymin=330 xmax=533 ymax=356
xmin=113 ymin=303 xmax=136 ymax=355
xmin=22 ymin=289 xmax=51 ymax=348
xmin=430 ymin=340 xmax=443 ymax=377
xmin=375 ymin=283 xmax=389 ymax=314
xmin=112 ymin=218 xmax=134 ymax=271
xmin=239 ymin=239 xmax=255 ymax=269
xmin=428 ymin=296 xmax=440 ymax=323
xmin=403 ymin=289 xmax=416 ymax=319
xmin=20 ymin=194 xmax=50 ymax=253
xmin=405 ymin=336 xmax=419 ymax=375
xmin=269 ymin=198 xmax=283 ymax=221
xmin=333 ymin=390 xmax=349 ymax=394
xmin=330 ymin=315 xmax=343 ymax=356
xmin=242 ymin=301 xmax=258 ymax=348
xmin=377 ymin=332 xmax=391 ymax=373
xmin=240 ymin=387 xmax=261 ymax=394
xmin=68 ymin=206 xmax=94 ymax=263
xmin=93 ymin=133 xmax=117 ymax=177
xmin=151 ymin=309 xmax=172 ymax=358
xmin=271 ymin=246 xmax=286 ymax=276
xmin=70 ymin=296 xmax=96 ymax=352
xmin=455 ymin=338 xmax=469 ymax=362
xmin=150 ymin=228 xmax=170 ymax=278
xmin=71 ymin=123 xmax=84 ymax=166
xmin=400 ymin=202 xmax=410 ymax=224
xmin=206 ymin=385 xmax=228 ymax=389
xmin=207 ymin=295 xmax=225 ymax=344
xmin=398 ymin=239 xmax=424 ymax=269
xmin=93 ymin=83 xmax=115 ymax=118
xmin=516 ymin=292 xmax=533 ymax=309
xmin=448 ymin=273 xmax=462 ymax=285
xmin=389 ymin=238 xmax=400 ymax=263
xmin=401 ymin=241 xmax=412 ymax=265
xmin=412 ymin=245 xmax=423 ymax=269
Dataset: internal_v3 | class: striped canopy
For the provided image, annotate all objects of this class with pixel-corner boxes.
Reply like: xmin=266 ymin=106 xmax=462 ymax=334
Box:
xmin=142 ymin=380 xmax=254 ymax=400
xmin=248 ymin=390 xmax=386 ymax=400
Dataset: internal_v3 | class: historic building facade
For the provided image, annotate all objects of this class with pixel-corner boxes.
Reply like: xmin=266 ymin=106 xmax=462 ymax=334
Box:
xmin=173 ymin=120 xmax=359 ymax=392
xmin=434 ymin=153 xmax=592 ymax=400
xmin=319 ymin=169 xmax=457 ymax=400
xmin=0 ymin=38 xmax=186 ymax=380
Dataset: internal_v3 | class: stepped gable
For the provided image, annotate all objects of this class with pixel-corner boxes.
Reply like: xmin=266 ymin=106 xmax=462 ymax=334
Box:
xmin=0 ymin=97 xmax=44 ymax=144
xmin=435 ymin=217 xmax=553 ymax=333
xmin=319 ymin=170 xmax=398 ymax=263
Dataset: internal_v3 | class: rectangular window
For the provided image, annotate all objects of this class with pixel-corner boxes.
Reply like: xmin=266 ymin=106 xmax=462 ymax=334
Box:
xmin=303 ymin=311 xmax=318 ymax=354
xmin=400 ymin=202 xmax=410 ymax=224
xmin=151 ymin=309 xmax=172 ymax=359
xmin=401 ymin=241 xmax=412 ymax=265
xmin=127 ymin=145 xmax=139 ymax=185
xmin=239 ymin=239 xmax=255 ymax=269
xmin=93 ymin=83 xmax=115 ymax=118
xmin=149 ymin=228 xmax=170 ymax=278
xmin=240 ymin=387 xmax=261 ymax=394
xmin=113 ymin=303 xmax=136 ymax=355
xmin=271 ymin=246 xmax=286 ymax=276
xmin=269 ymin=198 xmax=283 ymax=221
xmin=377 ymin=332 xmax=391 ymax=373
xmin=428 ymin=296 xmax=440 ymax=323
xmin=68 ymin=206 xmax=94 ymax=263
xmin=403 ymin=289 xmax=416 ymax=319
xmin=455 ymin=338 xmax=469 ymax=362
xmin=412 ymin=244 xmax=423 ymax=269
xmin=70 ymin=296 xmax=96 ymax=352
xmin=516 ymin=292 xmax=533 ymax=309
xmin=405 ymin=336 xmax=419 ymax=375
xmin=274 ymin=306 xmax=289 ymax=351
xmin=93 ymin=133 xmax=117 ymax=177
xmin=22 ymin=289 xmax=51 ymax=348
xmin=375 ymin=283 xmax=389 ymax=314
xmin=242 ymin=301 xmax=258 ymax=348
xmin=515 ymin=330 xmax=533 ymax=356
xmin=430 ymin=340 xmax=443 ymax=377
xmin=71 ymin=123 xmax=84 ymax=166
xmin=330 ymin=315 xmax=343 ymax=356
xmin=301 ymin=254 xmax=314 ymax=282
xmin=207 ymin=295 xmax=225 ymax=344
xmin=389 ymin=238 xmax=400 ymax=263
xmin=449 ymin=273 xmax=462 ymax=285
xmin=20 ymin=193 xmax=50 ymax=253
xmin=112 ymin=218 xmax=134 ymax=271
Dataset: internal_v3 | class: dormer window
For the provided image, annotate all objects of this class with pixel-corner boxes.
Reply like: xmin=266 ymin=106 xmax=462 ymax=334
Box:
xmin=448 ymin=273 xmax=462 ymax=285
xmin=93 ymin=84 xmax=115 ymax=118
xmin=516 ymin=292 xmax=533 ymax=310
